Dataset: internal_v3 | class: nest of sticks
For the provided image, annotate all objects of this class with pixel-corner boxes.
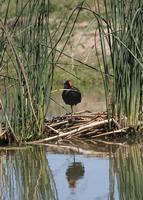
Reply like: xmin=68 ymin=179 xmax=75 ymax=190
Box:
xmin=31 ymin=110 xmax=134 ymax=144
xmin=0 ymin=110 xmax=138 ymax=146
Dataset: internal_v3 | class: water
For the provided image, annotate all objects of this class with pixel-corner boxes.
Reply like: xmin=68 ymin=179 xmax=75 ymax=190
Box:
xmin=48 ymin=153 xmax=114 ymax=200
xmin=0 ymin=143 xmax=143 ymax=200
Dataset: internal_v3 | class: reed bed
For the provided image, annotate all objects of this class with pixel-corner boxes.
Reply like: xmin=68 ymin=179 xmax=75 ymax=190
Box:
xmin=1 ymin=0 xmax=55 ymax=140
xmin=0 ymin=0 xmax=84 ymax=141
xmin=88 ymin=0 xmax=143 ymax=126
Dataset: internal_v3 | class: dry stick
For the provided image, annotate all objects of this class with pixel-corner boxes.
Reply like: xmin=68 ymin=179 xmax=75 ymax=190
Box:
xmin=0 ymin=130 xmax=7 ymax=137
xmin=75 ymin=110 xmax=92 ymax=114
xmin=112 ymin=118 xmax=121 ymax=129
xmin=93 ymin=129 xmax=127 ymax=138
xmin=47 ymin=118 xmax=95 ymax=132
xmin=80 ymin=118 xmax=102 ymax=125
xmin=27 ymin=119 xmax=112 ymax=144
xmin=72 ymin=119 xmax=89 ymax=123
xmin=47 ymin=120 xmax=68 ymax=127
xmin=46 ymin=125 xmax=60 ymax=135
xmin=94 ymin=139 xmax=127 ymax=146
xmin=65 ymin=120 xmax=93 ymax=129
xmin=65 ymin=124 xmax=87 ymax=131
xmin=66 ymin=114 xmax=97 ymax=118
xmin=66 ymin=111 xmax=106 ymax=118
xmin=82 ymin=129 xmax=102 ymax=136
xmin=67 ymin=120 xmax=110 ymax=138
xmin=65 ymin=129 xmax=90 ymax=139
xmin=46 ymin=120 xmax=86 ymax=132
xmin=66 ymin=125 xmax=100 ymax=137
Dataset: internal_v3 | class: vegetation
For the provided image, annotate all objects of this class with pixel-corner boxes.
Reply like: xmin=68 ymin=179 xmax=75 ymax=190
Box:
xmin=80 ymin=0 xmax=143 ymax=127
xmin=109 ymin=0 xmax=143 ymax=127
xmin=0 ymin=0 xmax=85 ymax=141
xmin=0 ymin=0 xmax=143 ymax=142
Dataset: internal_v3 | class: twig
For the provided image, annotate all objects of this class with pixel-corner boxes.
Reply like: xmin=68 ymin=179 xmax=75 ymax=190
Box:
xmin=0 ymin=130 xmax=7 ymax=137
xmin=66 ymin=114 xmax=96 ymax=118
xmin=46 ymin=125 xmax=60 ymax=135
xmin=112 ymin=118 xmax=121 ymax=129
xmin=74 ymin=110 xmax=92 ymax=114
xmin=93 ymin=128 xmax=127 ymax=138
xmin=46 ymin=120 xmax=68 ymax=127
xmin=94 ymin=139 xmax=127 ymax=146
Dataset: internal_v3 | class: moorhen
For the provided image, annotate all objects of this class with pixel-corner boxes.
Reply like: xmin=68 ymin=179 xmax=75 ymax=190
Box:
xmin=62 ymin=80 xmax=81 ymax=114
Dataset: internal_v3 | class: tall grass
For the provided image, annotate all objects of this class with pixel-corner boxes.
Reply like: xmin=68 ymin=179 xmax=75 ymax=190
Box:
xmin=80 ymin=0 xmax=143 ymax=127
xmin=0 ymin=0 xmax=84 ymax=141
xmin=110 ymin=0 xmax=143 ymax=126
xmin=1 ymin=0 xmax=55 ymax=140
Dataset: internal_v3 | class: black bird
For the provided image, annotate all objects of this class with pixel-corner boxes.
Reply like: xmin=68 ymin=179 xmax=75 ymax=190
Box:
xmin=62 ymin=80 xmax=81 ymax=114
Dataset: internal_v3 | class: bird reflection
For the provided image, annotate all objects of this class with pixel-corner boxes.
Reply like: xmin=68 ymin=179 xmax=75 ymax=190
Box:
xmin=66 ymin=156 xmax=85 ymax=188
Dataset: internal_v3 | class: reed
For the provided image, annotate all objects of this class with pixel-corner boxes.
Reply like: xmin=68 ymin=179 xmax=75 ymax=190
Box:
xmin=110 ymin=0 xmax=143 ymax=126
xmin=1 ymin=0 xmax=54 ymax=139
xmin=0 ymin=0 xmax=84 ymax=141
xmin=79 ymin=0 xmax=143 ymax=127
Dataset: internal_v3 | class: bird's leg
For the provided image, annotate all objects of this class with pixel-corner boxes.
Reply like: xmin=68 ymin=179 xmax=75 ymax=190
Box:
xmin=68 ymin=105 xmax=75 ymax=124
xmin=69 ymin=105 xmax=74 ymax=124
xmin=71 ymin=105 xmax=73 ymax=117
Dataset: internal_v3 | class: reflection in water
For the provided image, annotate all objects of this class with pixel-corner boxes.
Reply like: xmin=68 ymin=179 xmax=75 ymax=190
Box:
xmin=66 ymin=156 xmax=85 ymax=188
xmin=110 ymin=143 xmax=143 ymax=200
xmin=0 ymin=147 xmax=58 ymax=200
xmin=0 ymin=142 xmax=143 ymax=199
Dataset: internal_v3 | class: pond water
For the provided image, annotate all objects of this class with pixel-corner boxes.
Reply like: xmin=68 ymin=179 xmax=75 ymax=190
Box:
xmin=0 ymin=143 xmax=143 ymax=200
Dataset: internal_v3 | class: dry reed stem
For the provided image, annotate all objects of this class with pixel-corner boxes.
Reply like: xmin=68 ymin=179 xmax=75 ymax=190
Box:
xmin=94 ymin=139 xmax=127 ymax=146
xmin=112 ymin=119 xmax=121 ymax=129
xmin=0 ymin=130 xmax=7 ymax=137
xmin=49 ymin=121 xmax=69 ymax=127
xmin=46 ymin=125 xmax=60 ymax=135
xmin=66 ymin=114 xmax=97 ymax=118
xmin=93 ymin=129 xmax=127 ymax=138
